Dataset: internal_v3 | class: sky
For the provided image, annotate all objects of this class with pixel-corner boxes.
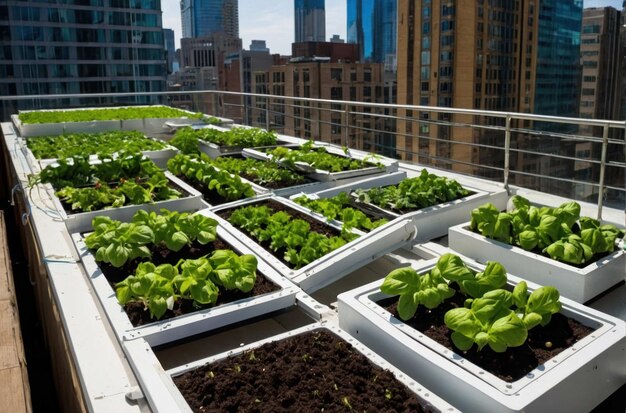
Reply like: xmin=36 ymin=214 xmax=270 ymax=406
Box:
xmin=162 ymin=0 xmax=624 ymax=54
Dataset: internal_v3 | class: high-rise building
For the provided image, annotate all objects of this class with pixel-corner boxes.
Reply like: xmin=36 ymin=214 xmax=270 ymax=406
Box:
xmin=577 ymin=7 xmax=622 ymax=204
xmin=347 ymin=0 xmax=397 ymax=70
xmin=164 ymin=28 xmax=176 ymax=74
xmin=254 ymin=57 xmax=389 ymax=152
xmin=294 ymin=0 xmax=325 ymax=43
xmin=0 ymin=0 xmax=167 ymax=120
xmin=181 ymin=0 xmax=239 ymax=39
xmin=580 ymin=7 xmax=621 ymax=122
xmin=396 ymin=0 xmax=583 ymax=197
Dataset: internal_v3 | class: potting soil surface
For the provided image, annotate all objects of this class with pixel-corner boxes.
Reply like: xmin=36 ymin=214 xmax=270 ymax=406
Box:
xmin=173 ymin=330 xmax=433 ymax=412
xmin=380 ymin=292 xmax=594 ymax=382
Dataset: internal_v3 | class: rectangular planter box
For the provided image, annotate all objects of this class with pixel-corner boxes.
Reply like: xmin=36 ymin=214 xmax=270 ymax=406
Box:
xmin=337 ymin=258 xmax=626 ymax=413
xmin=302 ymin=170 xmax=507 ymax=242
xmin=24 ymin=139 xmax=179 ymax=172
xmin=12 ymin=106 xmax=204 ymax=137
xmin=242 ymin=144 xmax=399 ymax=182
xmin=448 ymin=223 xmax=625 ymax=303
xmin=72 ymin=224 xmax=299 ymax=347
xmin=204 ymin=195 xmax=417 ymax=292
xmin=45 ymin=172 xmax=205 ymax=234
xmin=122 ymin=322 xmax=459 ymax=413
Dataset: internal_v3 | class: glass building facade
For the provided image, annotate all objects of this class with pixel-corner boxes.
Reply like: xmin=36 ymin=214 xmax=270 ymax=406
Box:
xmin=534 ymin=0 xmax=583 ymax=120
xmin=0 ymin=0 xmax=167 ymax=119
xmin=181 ymin=0 xmax=239 ymax=39
xmin=347 ymin=0 xmax=397 ymax=69
xmin=294 ymin=0 xmax=325 ymax=42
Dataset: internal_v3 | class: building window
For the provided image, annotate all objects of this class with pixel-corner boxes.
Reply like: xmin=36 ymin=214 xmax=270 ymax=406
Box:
xmin=331 ymin=68 xmax=342 ymax=81
xmin=363 ymin=86 xmax=371 ymax=97
xmin=421 ymin=67 xmax=429 ymax=80
xmin=331 ymin=87 xmax=342 ymax=100
xmin=582 ymin=88 xmax=595 ymax=96
xmin=422 ymin=22 xmax=430 ymax=34
xmin=421 ymin=51 xmax=430 ymax=65
xmin=421 ymin=82 xmax=429 ymax=92
xmin=363 ymin=69 xmax=372 ymax=82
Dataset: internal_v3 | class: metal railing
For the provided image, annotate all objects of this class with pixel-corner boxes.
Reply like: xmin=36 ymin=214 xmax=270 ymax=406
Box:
xmin=1 ymin=89 xmax=624 ymax=219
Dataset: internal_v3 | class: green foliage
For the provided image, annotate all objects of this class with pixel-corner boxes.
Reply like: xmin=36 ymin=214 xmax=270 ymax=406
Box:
xmin=381 ymin=253 xmax=563 ymax=353
xmin=26 ymin=130 xmax=167 ymax=159
xmin=444 ymin=282 xmax=562 ymax=352
xmin=171 ymin=126 xmax=277 ymax=153
xmin=470 ymin=196 xmax=624 ymax=265
xmin=169 ymin=127 xmax=201 ymax=155
xmin=167 ymin=154 xmax=255 ymax=202
xmin=354 ymin=170 xmax=471 ymax=213
xmin=85 ymin=209 xmax=218 ymax=267
xmin=19 ymin=106 xmax=202 ymax=124
xmin=293 ymin=192 xmax=388 ymax=233
xmin=380 ymin=266 xmax=455 ymax=320
xmin=212 ymin=156 xmax=306 ymax=186
xmin=268 ymin=141 xmax=380 ymax=173
xmin=29 ymin=154 xmax=180 ymax=213
xmin=228 ymin=204 xmax=355 ymax=269
xmin=115 ymin=251 xmax=257 ymax=320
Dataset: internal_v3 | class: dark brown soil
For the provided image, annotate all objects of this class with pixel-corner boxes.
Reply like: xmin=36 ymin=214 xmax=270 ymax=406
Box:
xmin=173 ymin=330 xmax=432 ymax=413
xmin=216 ymin=199 xmax=343 ymax=269
xmin=379 ymin=291 xmax=594 ymax=382
xmin=94 ymin=240 xmax=280 ymax=327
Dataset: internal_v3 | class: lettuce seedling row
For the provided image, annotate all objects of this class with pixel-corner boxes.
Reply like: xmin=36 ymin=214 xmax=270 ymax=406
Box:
xmin=207 ymin=195 xmax=417 ymax=292
xmin=72 ymin=223 xmax=297 ymax=347
xmin=448 ymin=196 xmax=625 ymax=303
xmin=303 ymin=169 xmax=507 ymax=242
xmin=242 ymin=142 xmax=399 ymax=182
xmin=337 ymin=258 xmax=626 ymax=413
xmin=13 ymin=105 xmax=206 ymax=137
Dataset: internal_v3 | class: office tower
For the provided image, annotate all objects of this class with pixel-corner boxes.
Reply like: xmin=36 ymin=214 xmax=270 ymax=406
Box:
xmin=0 ymin=0 xmax=167 ymax=120
xmin=347 ymin=0 xmax=397 ymax=70
xmin=294 ymin=0 xmax=326 ymax=42
xmin=396 ymin=0 xmax=583 ymax=196
xmin=181 ymin=0 xmax=239 ymax=39
xmin=578 ymin=7 xmax=622 ymax=204
xmin=164 ymin=28 xmax=176 ymax=74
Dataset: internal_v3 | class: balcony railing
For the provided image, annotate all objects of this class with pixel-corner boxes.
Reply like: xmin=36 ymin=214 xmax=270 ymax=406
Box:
xmin=1 ymin=90 xmax=624 ymax=220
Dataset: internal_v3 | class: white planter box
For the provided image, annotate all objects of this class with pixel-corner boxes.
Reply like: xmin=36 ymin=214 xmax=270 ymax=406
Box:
xmin=12 ymin=106 xmax=204 ymax=137
xmin=24 ymin=138 xmax=178 ymax=172
xmin=337 ymin=259 xmax=626 ymax=413
xmin=46 ymin=172 xmax=204 ymax=234
xmin=205 ymin=195 xmax=417 ymax=292
xmin=242 ymin=144 xmax=399 ymax=182
xmin=303 ymin=171 xmax=507 ymax=242
xmin=72 ymin=225 xmax=299 ymax=347
xmin=448 ymin=223 xmax=626 ymax=303
xmin=123 ymin=323 xmax=460 ymax=413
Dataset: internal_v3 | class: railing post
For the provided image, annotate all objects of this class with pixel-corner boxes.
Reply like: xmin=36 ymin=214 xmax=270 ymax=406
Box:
xmin=243 ymin=94 xmax=249 ymax=126
xmin=265 ymin=97 xmax=270 ymax=131
xmin=343 ymin=103 xmax=349 ymax=147
xmin=596 ymin=123 xmax=609 ymax=221
xmin=503 ymin=115 xmax=512 ymax=194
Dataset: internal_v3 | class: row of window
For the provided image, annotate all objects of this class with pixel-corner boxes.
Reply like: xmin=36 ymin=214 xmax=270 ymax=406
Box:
xmin=2 ymin=7 xmax=159 ymax=26
xmin=0 ymin=44 xmax=163 ymax=61
xmin=2 ymin=25 xmax=163 ymax=44
xmin=0 ymin=62 xmax=164 ymax=78
xmin=0 ymin=79 xmax=164 ymax=96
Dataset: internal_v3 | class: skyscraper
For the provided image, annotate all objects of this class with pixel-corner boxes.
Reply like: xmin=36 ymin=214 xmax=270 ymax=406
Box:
xmin=396 ymin=0 xmax=583 ymax=196
xmin=164 ymin=28 xmax=176 ymax=74
xmin=347 ymin=0 xmax=397 ymax=69
xmin=294 ymin=0 xmax=325 ymax=42
xmin=181 ymin=0 xmax=239 ymax=39
xmin=0 ymin=0 xmax=167 ymax=120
